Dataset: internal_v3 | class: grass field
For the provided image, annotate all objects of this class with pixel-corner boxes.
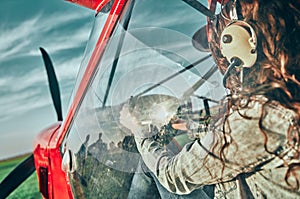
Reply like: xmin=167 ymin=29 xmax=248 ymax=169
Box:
xmin=0 ymin=154 xmax=41 ymax=199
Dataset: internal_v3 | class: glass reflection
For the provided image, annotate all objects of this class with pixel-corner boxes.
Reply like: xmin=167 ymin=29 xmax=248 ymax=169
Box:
xmin=64 ymin=0 xmax=225 ymax=198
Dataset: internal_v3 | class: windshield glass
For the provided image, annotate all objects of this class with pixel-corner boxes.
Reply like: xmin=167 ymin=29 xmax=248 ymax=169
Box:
xmin=57 ymin=11 xmax=109 ymax=139
xmin=65 ymin=0 xmax=226 ymax=198
xmin=68 ymin=11 xmax=109 ymax=111
xmin=98 ymin=1 xmax=222 ymax=106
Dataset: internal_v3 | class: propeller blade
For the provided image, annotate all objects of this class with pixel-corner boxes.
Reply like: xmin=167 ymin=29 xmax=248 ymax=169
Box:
xmin=40 ymin=47 xmax=63 ymax=121
xmin=0 ymin=154 xmax=35 ymax=199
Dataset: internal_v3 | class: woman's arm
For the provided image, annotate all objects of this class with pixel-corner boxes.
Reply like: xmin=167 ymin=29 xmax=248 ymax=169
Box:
xmin=120 ymin=100 xmax=289 ymax=194
xmin=134 ymin=128 xmax=243 ymax=194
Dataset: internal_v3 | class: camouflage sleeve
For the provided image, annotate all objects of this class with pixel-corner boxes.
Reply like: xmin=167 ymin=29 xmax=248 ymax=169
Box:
xmin=134 ymin=99 xmax=292 ymax=195
xmin=134 ymin=129 xmax=239 ymax=195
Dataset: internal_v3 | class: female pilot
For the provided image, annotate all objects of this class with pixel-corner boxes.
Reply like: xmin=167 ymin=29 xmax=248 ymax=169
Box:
xmin=120 ymin=0 xmax=300 ymax=198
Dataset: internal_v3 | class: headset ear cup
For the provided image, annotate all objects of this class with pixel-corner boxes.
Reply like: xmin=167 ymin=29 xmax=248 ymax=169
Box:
xmin=220 ymin=21 xmax=257 ymax=67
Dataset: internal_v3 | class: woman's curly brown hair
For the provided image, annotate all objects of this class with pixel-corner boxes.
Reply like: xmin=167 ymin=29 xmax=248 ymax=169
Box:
xmin=210 ymin=0 xmax=300 ymax=111
xmin=209 ymin=0 xmax=300 ymax=189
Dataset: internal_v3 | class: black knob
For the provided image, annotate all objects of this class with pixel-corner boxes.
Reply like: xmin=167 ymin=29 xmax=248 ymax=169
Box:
xmin=222 ymin=34 xmax=232 ymax=43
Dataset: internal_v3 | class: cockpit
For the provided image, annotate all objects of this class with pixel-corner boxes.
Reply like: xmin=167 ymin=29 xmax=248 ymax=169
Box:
xmin=62 ymin=0 xmax=226 ymax=198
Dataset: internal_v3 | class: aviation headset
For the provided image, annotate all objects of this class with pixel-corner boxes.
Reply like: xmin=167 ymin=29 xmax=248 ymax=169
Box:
xmin=217 ymin=0 xmax=258 ymax=87
xmin=219 ymin=0 xmax=257 ymax=67
xmin=220 ymin=20 xmax=257 ymax=67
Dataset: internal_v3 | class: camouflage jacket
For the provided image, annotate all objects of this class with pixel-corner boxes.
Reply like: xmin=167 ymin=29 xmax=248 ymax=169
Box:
xmin=135 ymin=96 xmax=300 ymax=198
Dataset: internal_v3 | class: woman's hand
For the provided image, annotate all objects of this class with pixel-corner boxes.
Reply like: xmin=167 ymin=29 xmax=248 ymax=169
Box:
xmin=119 ymin=104 xmax=143 ymax=136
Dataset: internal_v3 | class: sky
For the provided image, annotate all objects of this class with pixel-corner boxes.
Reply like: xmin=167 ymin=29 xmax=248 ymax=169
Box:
xmin=0 ymin=0 xmax=95 ymax=160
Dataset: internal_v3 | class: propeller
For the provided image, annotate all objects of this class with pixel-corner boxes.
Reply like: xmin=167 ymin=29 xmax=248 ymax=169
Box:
xmin=40 ymin=47 xmax=63 ymax=121
xmin=0 ymin=155 xmax=35 ymax=199
xmin=0 ymin=47 xmax=63 ymax=198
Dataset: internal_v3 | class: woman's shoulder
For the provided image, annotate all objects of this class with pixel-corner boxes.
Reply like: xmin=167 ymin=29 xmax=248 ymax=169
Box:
xmin=228 ymin=94 xmax=298 ymax=123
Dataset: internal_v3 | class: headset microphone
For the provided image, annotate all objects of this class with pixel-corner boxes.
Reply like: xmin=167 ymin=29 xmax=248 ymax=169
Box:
xmin=222 ymin=57 xmax=241 ymax=87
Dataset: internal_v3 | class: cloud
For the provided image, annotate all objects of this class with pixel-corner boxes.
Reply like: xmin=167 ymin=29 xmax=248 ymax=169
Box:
xmin=0 ymin=10 xmax=94 ymax=122
xmin=0 ymin=10 xmax=92 ymax=60
xmin=0 ymin=55 xmax=84 ymax=122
